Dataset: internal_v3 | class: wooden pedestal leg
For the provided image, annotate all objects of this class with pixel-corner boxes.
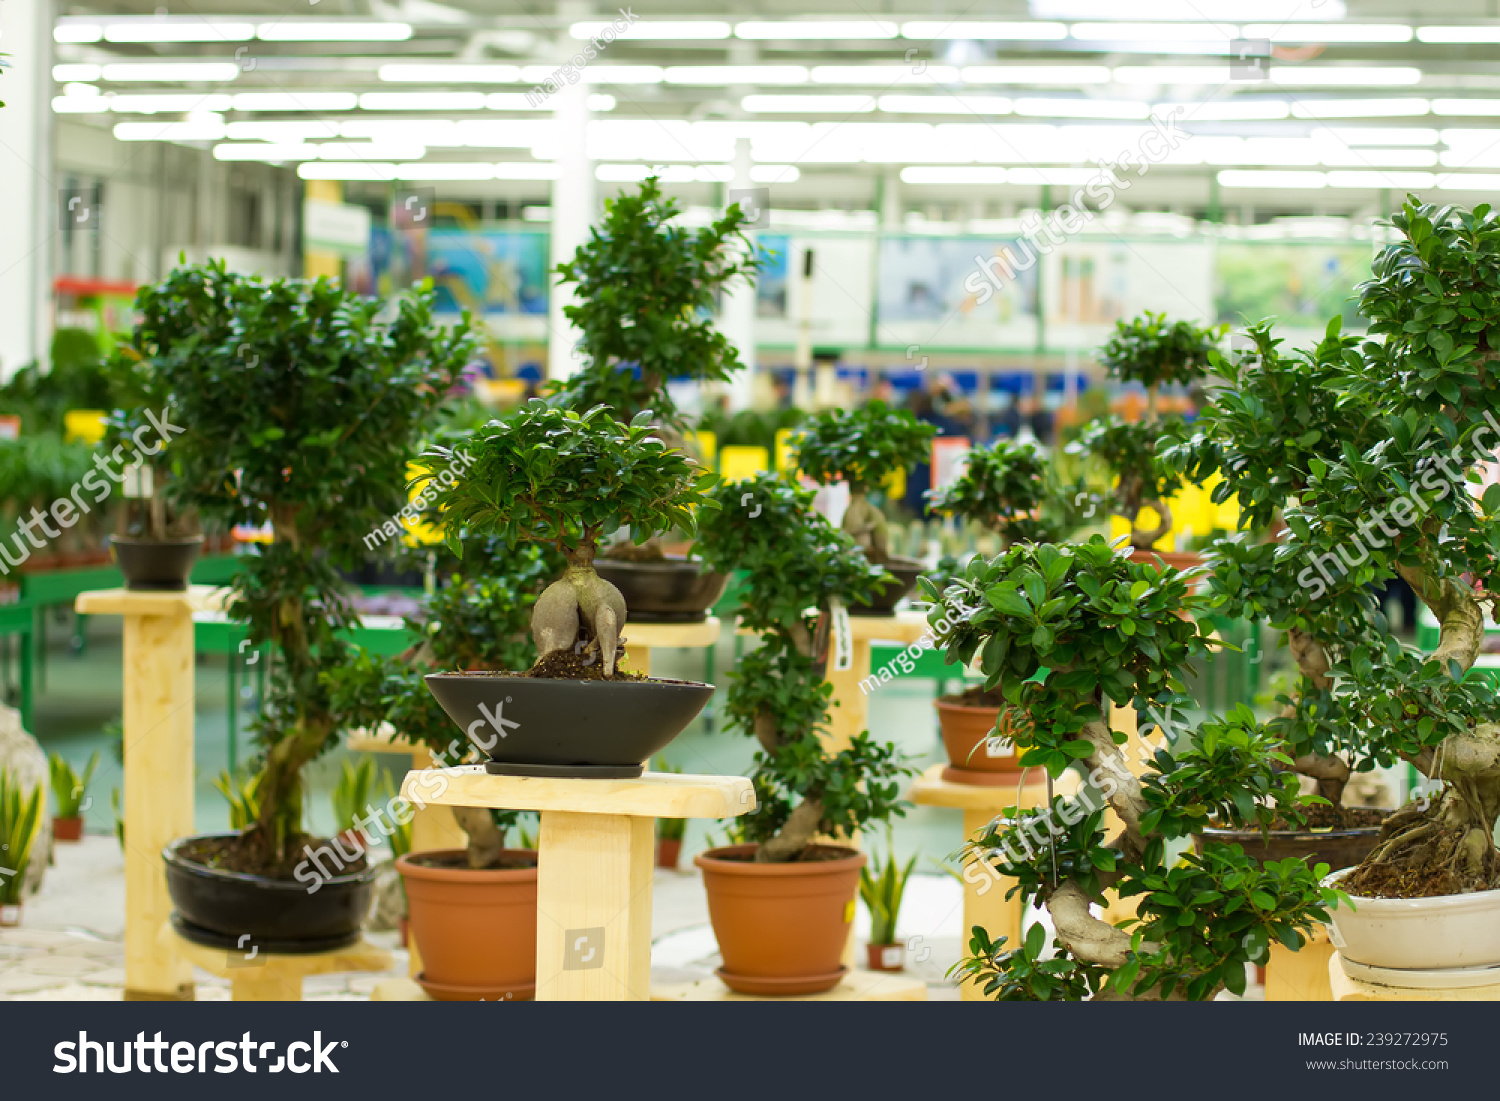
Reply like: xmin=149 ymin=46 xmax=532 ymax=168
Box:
xmin=534 ymin=810 xmax=655 ymax=1000
xmin=960 ymin=807 xmax=1022 ymax=1002
xmin=624 ymin=643 xmax=651 ymax=677
xmin=230 ymin=969 xmax=301 ymax=1001
xmin=404 ymin=747 xmax=469 ymax=979
xmin=1266 ymin=930 xmax=1333 ymax=1001
xmin=123 ymin=610 xmax=196 ymax=1001
xmin=822 ymin=637 xmax=872 ymax=967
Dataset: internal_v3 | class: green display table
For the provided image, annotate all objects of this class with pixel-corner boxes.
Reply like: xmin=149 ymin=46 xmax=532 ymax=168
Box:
xmin=0 ymin=601 xmax=34 ymax=732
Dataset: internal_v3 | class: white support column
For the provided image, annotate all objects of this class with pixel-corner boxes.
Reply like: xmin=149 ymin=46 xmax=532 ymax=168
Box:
xmin=720 ymin=137 xmax=758 ymax=411
xmin=0 ymin=0 xmax=53 ymax=379
xmin=547 ymin=6 xmax=595 ymax=382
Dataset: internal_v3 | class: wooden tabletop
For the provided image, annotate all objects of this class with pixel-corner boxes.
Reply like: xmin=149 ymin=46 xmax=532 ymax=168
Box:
xmin=401 ymin=764 xmax=756 ymax=819
xmin=909 ymin=763 xmax=1080 ymax=810
xmin=76 ymin=585 xmax=231 ymax=617
xmin=623 ymin=617 xmax=721 ymax=648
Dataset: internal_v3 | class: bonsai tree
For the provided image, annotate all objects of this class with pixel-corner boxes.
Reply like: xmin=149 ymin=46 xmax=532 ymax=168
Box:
xmin=792 ymin=402 xmax=936 ymax=566
xmin=126 ymin=261 xmax=473 ymax=870
xmin=933 ymin=537 xmax=1338 ymax=999
xmin=928 ymin=437 xmax=1068 ymax=549
xmin=1070 ymin=312 xmax=1224 ymax=552
xmin=695 ymin=473 xmax=910 ymax=861
xmin=551 ymin=176 xmax=763 ymax=436
xmin=327 ymin=537 xmax=553 ymax=868
xmin=421 ymin=402 xmax=711 ymax=677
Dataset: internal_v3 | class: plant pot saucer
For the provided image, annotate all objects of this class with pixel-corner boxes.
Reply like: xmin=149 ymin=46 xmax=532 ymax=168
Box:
xmin=483 ymin=761 xmax=644 ymax=780
xmin=169 ymin=912 xmax=359 ymax=956
xmin=415 ymin=971 xmax=536 ymax=1002
xmin=1338 ymin=955 xmax=1500 ymax=990
xmin=715 ymin=965 xmax=848 ymax=996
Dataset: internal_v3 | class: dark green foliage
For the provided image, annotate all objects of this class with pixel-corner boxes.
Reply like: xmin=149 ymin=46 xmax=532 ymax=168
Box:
xmin=792 ymin=401 xmax=936 ymax=494
xmin=929 ymin=437 xmax=1067 ymax=545
xmin=1098 ymin=311 xmax=1224 ymax=390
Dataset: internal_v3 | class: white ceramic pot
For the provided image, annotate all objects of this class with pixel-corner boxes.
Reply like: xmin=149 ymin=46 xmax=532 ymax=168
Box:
xmin=1325 ymin=867 xmax=1500 ymax=970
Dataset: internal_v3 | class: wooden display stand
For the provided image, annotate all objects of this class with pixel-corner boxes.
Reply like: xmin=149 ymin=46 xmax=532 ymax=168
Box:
xmin=653 ymin=969 xmax=926 ymax=1001
xmin=911 ymin=764 xmax=1080 ymax=1001
xmin=162 ymin=923 xmax=392 ymax=1001
xmin=1328 ymin=951 xmax=1500 ymax=1000
xmin=76 ymin=585 xmax=228 ymax=1001
xmin=621 ymin=616 xmax=720 ymax=677
xmin=1266 ymin=926 xmax=1334 ymax=1001
xmin=823 ymin=611 xmax=929 ymax=752
xmin=400 ymin=765 xmax=754 ymax=1000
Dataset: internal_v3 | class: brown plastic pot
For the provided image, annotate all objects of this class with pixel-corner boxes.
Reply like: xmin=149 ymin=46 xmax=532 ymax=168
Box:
xmin=1193 ymin=814 xmax=1391 ymax=873
xmin=656 ymin=838 xmax=682 ymax=870
xmin=866 ymin=942 xmax=905 ymax=972
xmin=696 ymin=843 xmax=864 ymax=995
xmin=53 ymin=816 xmax=84 ymax=841
xmin=397 ymin=849 xmax=538 ymax=1001
xmin=937 ymin=700 xmax=1028 ymax=785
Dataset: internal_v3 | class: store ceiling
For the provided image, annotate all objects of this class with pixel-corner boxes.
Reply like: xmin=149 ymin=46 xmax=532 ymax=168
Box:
xmin=44 ymin=1 xmax=1500 ymax=215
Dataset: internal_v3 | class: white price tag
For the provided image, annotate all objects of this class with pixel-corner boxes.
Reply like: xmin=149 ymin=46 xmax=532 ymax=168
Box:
xmin=830 ymin=598 xmax=853 ymax=673
xmin=122 ymin=463 xmax=154 ymax=500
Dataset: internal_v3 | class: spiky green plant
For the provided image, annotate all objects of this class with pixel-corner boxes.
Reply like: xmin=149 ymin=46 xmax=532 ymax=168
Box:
xmin=48 ymin=751 xmax=99 ymax=819
xmin=0 ymin=771 xmax=43 ymax=906
xmin=859 ymin=828 xmax=918 ymax=945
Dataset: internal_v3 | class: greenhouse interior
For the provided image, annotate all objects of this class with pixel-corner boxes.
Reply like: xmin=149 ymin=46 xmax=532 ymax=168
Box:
xmin=5 ymin=0 xmax=1500 ymax=1045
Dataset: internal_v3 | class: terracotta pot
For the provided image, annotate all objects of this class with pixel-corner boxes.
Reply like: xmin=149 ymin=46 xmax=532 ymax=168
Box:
xmin=937 ymin=700 xmax=1028 ymax=785
xmin=656 ymin=837 xmax=682 ymax=870
xmin=397 ymin=849 xmax=538 ymax=1001
xmin=697 ymin=843 xmax=864 ymax=995
xmin=866 ymin=942 xmax=905 ymax=972
xmin=397 ymin=915 xmax=408 ymax=949
xmin=0 ymin=902 xmax=20 ymax=927
xmin=53 ymin=816 xmax=84 ymax=842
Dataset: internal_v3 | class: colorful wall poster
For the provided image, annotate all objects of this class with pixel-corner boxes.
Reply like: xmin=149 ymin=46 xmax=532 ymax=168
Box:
xmin=876 ymin=236 xmax=1039 ymax=351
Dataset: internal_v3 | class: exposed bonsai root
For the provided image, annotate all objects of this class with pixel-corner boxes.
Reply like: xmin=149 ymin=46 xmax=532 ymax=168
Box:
xmin=842 ymin=491 xmax=890 ymax=565
xmin=1344 ymin=782 xmax=1500 ymax=897
xmin=531 ymin=552 xmax=628 ymax=676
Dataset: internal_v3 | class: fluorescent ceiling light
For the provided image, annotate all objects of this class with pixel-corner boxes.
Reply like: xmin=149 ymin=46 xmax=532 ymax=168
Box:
xmin=901 ymin=167 xmax=1007 ymax=184
xmin=493 ymin=162 xmax=561 ymax=179
xmin=1437 ymin=173 xmax=1500 ymax=189
xmin=1432 ymin=99 xmax=1500 ymax=116
xmin=1155 ymin=100 xmax=1289 ymax=120
xmin=100 ymin=63 xmax=241 ymax=82
xmin=665 ymin=66 xmax=808 ymax=85
xmin=108 ymin=94 xmax=233 ymax=114
xmin=596 ymin=164 xmax=711 ymax=183
xmin=1015 ymin=98 xmax=1150 ymax=119
xmin=53 ymin=64 xmax=102 ymax=82
xmin=1441 ymin=148 xmax=1500 ymax=169
xmin=397 ymin=163 xmax=500 ymax=180
xmin=114 ymin=119 xmax=227 ymax=142
xmin=1072 ymin=23 xmax=1237 ymax=40
xmin=518 ymin=65 xmax=662 ymax=84
xmin=486 ymin=94 xmax=549 ymax=111
xmin=1113 ymin=66 xmax=1230 ymax=84
xmin=1242 ymin=23 xmax=1412 ymax=42
xmin=1217 ymin=169 xmax=1327 ymax=187
xmin=299 ymin=162 xmax=396 ymax=180
xmin=811 ymin=66 xmax=961 ymax=84
xmin=1008 ymin=167 xmax=1098 ymax=184
xmin=1292 ymin=99 xmax=1430 ymax=118
xmin=103 ymin=20 xmax=255 ymax=42
xmin=588 ymin=95 xmax=616 ymax=112
xmin=735 ymin=21 xmax=898 ymax=39
xmin=1315 ymin=127 xmax=1438 ymax=146
xmin=878 ymin=95 xmax=1014 ymax=114
xmin=231 ymin=92 xmax=359 ymax=112
xmin=228 ymin=120 xmax=341 ymax=140
xmin=901 ymin=22 xmax=1066 ymax=39
xmin=1417 ymin=26 xmax=1500 ymax=43
xmin=742 ymin=94 xmax=876 ymax=113
xmin=315 ymin=142 xmax=425 ymax=161
xmin=53 ymin=23 xmax=103 ymax=44
xmin=62 ymin=83 xmax=101 ymax=98
xmin=1320 ymin=148 xmax=1437 ymax=167
xmin=752 ymin=164 xmax=800 ymax=183
xmin=256 ymin=22 xmax=412 ymax=42
xmin=52 ymin=97 xmax=108 ymax=114
xmin=1032 ymin=0 xmax=1345 ymax=17
xmin=1270 ymin=67 xmax=1422 ymax=86
xmin=1326 ymin=170 xmax=1435 ymax=188
xmin=359 ymin=92 xmax=486 ymax=111
xmin=571 ymin=20 xmax=729 ymax=39
xmin=379 ymin=64 xmax=520 ymax=83
xmin=962 ymin=66 xmax=1111 ymax=84
xmin=455 ymin=120 xmax=552 ymax=147
xmin=214 ymin=143 xmax=317 ymax=161
xmin=339 ymin=120 xmax=456 ymax=143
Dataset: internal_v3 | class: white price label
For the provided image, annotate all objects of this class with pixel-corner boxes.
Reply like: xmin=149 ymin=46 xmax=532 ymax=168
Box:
xmin=122 ymin=463 xmax=154 ymax=500
xmin=830 ymin=598 xmax=853 ymax=673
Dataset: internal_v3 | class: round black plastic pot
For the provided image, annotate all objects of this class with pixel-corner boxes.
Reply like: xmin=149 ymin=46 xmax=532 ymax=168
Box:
xmin=1193 ymin=814 xmax=1391 ymax=873
xmin=110 ymin=535 xmax=204 ymax=592
xmin=850 ymin=556 xmax=925 ymax=617
xmin=424 ymin=672 xmax=714 ymax=778
xmin=593 ymin=558 xmax=728 ymax=623
xmin=163 ymin=833 xmax=377 ymax=952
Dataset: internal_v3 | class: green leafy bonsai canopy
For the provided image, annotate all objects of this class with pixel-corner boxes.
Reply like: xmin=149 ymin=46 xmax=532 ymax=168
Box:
xmin=792 ymin=402 xmax=936 ymax=565
xmin=929 ymin=438 xmax=1060 ymax=548
xmin=423 ymin=402 xmax=711 ymax=677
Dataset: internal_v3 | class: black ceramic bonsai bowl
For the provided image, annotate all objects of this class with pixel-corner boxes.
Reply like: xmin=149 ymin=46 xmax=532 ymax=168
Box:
xmin=850 ymin=556 xmax=925 ymax=617
xmin=593 ymin=558 xmax=729 ymax=623
xmin=163 ymin=832 xmax=377 ymax=952
xmin=110 ymin=535 xmax=204 ymax=592
xmin=424 ymin=672 xmax=715 ymax=779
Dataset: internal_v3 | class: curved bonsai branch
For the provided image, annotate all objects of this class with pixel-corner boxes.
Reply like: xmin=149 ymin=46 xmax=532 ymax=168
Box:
xmin=1282 ymin=628 xmax=1350 ymax=806
xmin=1399 ymin=564 xmax=1484 ymax=673
xmin=1132 ymin=498 xmax=1173 ymax=551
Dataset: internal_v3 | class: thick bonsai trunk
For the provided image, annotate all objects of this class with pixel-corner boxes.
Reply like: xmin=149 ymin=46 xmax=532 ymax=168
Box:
xmin=842 ymin=491 xmax=891 ymax=564
xmin=531 ymin=543 xmax=628 ymax=675
xmin=453 ymin=806 xmax=506 ymax=869
xmin=752 ymin=620 xmax=829 ymax=863
xmin=1116 ymin=471 xmax=1172 ymax=551
xmin=1284 ymin=629 xmax=1350 ymax=809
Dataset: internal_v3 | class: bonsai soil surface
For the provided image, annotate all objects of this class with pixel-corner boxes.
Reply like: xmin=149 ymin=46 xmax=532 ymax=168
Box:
xmin=1209 ymin=805 xmax=1389 ymax=833
xmin=406 ymin=851 xmax=538 ymax=872
xmin=603 ymin=544 xmax=670 ymax=563
xmin=717 ymin=846 xmax=853 ymax=864
xmin=1340 ymin=860 xmax=1486 ymax=900
xmin=526 ymin=647 xmax=646 ymax=680
xmin=939 ymin=685 xmax=1007 ymax=708
xmin=180 ymin=834 xmax=368 ymax=881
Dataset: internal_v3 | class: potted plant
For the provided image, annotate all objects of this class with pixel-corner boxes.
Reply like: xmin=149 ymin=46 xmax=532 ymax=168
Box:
xmin=792 ymin=402 xmax=937 ymax=615
xmin=927 ymin=438 xmax=1074 ymax=783
xmin=552 ymin=177 xmax=762 ymax=621
xmin=860 ymin=828 xmax=918 ymax=973
xmin=126 ymin=261 xmax=472 ymax=951
xmin=934 ymin=537 xmax=1338 ymax=999
xmin=694 ymin=472 xmax=911 ymax=994
xmin=330 ymin=757 xmax=378 ymax=854
xmin=1069 ymin=312 xmax=1223 ymax=566
xmin=420 ymin=402 xmax=715 ymax=777
xmin=0 ymin=768 xmax=43 ymax=926
xmin=48 ymin=751 xmax=98 ymax=841
xmin=328 ymin=540 xmax=548 ymax=1000
xmin=99 ymin=407 xmax=202 ymax=591
xmin=1247 ymin=198 xmax=1500 ymax=975
xmin=1164 ymin=321 xmax=1394 ymax=870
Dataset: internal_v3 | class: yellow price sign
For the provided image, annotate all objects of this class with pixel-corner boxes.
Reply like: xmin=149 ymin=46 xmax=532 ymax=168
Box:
xmin=719 ymin=445 xmax=769 ymax=483
xmin=64 ymin=410 xmax=107 ymax=445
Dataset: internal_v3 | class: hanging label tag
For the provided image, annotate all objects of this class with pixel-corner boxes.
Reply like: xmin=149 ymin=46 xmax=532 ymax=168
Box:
xmin=830 ymin=598 xmax=853 ymax=672
xmin=843 ymin=899 xmax=856 ymax=924
xmin=122 ymin=463 xmax=153 ymax=500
